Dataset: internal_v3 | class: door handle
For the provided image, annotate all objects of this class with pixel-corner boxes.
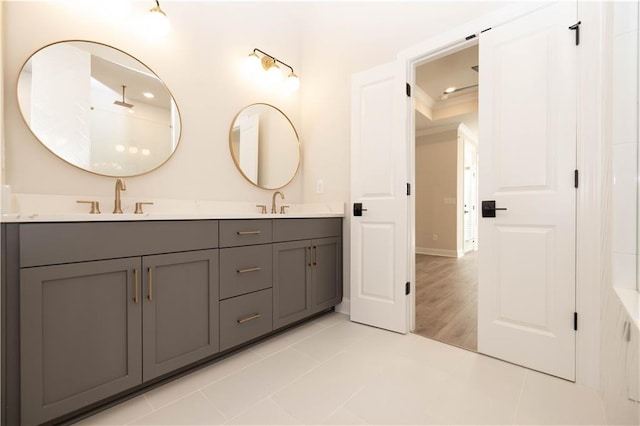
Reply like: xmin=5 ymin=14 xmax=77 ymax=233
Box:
xmin=353 ymin=203 xmax=368 ymax=216
xmin=481 ymin=200 xmax=507 ymax=218
xmin=147 ymin=267 xmax=153 ymax=301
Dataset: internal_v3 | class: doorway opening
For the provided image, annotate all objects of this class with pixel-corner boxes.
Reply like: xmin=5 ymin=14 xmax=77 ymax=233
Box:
xmin=412 ymin=44 xmax=480 ymax=352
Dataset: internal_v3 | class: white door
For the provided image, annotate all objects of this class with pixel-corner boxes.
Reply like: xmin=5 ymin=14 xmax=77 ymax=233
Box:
xmin=478 ymin=2 xmax=577 ymax=380
xmin=351 ymin=60 xmax=408 ymax=334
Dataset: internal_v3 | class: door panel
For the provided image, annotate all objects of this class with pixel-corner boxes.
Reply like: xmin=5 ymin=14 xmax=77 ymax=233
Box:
xmin=351 ymin=60 xmax=408 ymax=333
xmin=311 ymin=237 xmax=342 ymax=312
xmin=142 ymin=250 xmax=219 ymax=381
xmin=20 ymin=258 xmax=142 ymax=426
xmin=478 ymin=1 xmax=577 ymax=380
xmin=273 ymin=240 xmax=311 ymax=329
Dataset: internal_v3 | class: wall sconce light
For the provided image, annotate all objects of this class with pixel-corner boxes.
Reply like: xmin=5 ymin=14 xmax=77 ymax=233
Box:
xmin=246 ymin=48 xmax=300 ymax=92
xmin=146 ymin=0 xmax=170 ymax=36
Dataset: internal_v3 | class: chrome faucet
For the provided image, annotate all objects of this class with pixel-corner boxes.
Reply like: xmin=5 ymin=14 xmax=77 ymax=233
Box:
xmin=113 ymin=178 xmax=126 ymax=214
xmin=271 ymin=191 xmax=284 ymax=214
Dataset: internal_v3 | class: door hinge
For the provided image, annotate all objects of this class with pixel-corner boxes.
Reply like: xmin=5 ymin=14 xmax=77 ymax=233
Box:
xmin=574 ymin=312 xmax=578 ymax=331
xmin=481 ymin=27 xmax=492 ymax=33
xmin=407 ymin=183 xmax=411 ymax=196
xmin=569 ymin=21 xmax=581 ymax=46
xmin=405 ymin=282 xmax=411 ymax=295
xmin=465 ymin=33 xmax=477 ymax=41
xmin=406 ymin=82 xmax=411 ymax=97
xmin=574 ymin=170 xmax=579 ymax=188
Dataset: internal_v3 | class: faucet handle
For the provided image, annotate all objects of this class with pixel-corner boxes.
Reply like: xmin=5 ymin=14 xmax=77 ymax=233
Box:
xmin=134 ymin=202 xmax=154 ymax=214
xmin=280 ymin=205 xmax=290 ymax=214
xmin=77 ymin=200 xmax=101 ymax=214
xmin=256 ymin=204 xmax=267 ymax=214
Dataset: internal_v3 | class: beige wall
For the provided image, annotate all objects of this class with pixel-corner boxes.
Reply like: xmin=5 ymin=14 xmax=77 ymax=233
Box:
xmin=415 ymin=129 xmax=458 ymax=255
xmin=2 ymin=1 xmax=304 ymax=203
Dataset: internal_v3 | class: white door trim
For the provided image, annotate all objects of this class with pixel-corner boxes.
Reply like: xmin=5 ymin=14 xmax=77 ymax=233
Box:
xmin=399 ymin=1 xmax=608 ymax=389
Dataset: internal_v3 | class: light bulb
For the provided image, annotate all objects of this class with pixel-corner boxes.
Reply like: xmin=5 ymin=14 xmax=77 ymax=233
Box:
xmin=246 ymin=52 xmax=261 ymax=72
xmin=146 ymin=5 xmax=170 ymax=37
xmin=444 ymin=86 xmax=456 ymax=94
xmin=266 ymin=63 xmax=283 ymax=85
xmin=284 ymin=72 xmax=300 ymax=92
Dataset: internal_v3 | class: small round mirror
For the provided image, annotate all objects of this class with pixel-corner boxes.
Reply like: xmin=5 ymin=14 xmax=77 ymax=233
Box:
xmin=17 ymin=40 xmax=182 ymax=177
xmin=229 ymin=103 xmax=300 ymax=189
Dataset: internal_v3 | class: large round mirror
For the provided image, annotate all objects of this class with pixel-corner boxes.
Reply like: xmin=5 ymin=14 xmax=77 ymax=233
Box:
xmin=229 ymin=103 xmax=300 ymax=189
xmin=17 ymin=40 xmax=182 ymax=177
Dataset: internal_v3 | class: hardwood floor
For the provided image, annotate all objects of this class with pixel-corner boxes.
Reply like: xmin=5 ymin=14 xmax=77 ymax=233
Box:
xmin=414 ymin=251 xmax=478 ymax=351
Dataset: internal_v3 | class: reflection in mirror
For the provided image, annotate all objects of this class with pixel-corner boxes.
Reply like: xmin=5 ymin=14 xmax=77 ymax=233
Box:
xmin=229 ymin=103 xmax=300 ymax=189
xmin=17 ymin=40 xmax=182 ymax=177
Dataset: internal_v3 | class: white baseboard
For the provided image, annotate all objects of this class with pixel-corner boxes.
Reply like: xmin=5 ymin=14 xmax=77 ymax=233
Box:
xmin=335 ymin=297 xmax=350 ymax=315
xmin=416 ymin=247 xmax=461 ymax=258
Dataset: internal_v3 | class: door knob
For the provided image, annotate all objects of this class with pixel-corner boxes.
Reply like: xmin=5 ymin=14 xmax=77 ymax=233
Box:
xmin=481 ymin=200 xmax=507 ymax=218
xmin=353 ymin=203 xmax=368 ymax=216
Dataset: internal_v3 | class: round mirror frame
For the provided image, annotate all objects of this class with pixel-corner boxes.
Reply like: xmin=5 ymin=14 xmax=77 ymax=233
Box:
xmin=16 ymin=40 xmax=183 ymax=178
xmin=229 ymin=103 xmax=301 ymax=190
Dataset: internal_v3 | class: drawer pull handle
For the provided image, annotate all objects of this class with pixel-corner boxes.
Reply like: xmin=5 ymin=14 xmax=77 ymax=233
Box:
xmin=237 ymin=230 xmax=261 ymax=235
xmin=133 ymin=269 xmax=140 ymax=304
xmin=308 ymin=246 xmax=312 ymax=267
xmin=237 ymin=267 xmax=261 ymax=274
xmin=313 ymin=245 xmax=318 ymax=266
xmin=237 ymin=313 xmax=262 ymax=324
xmin=148 ymin=267 xmax=153 ymax=301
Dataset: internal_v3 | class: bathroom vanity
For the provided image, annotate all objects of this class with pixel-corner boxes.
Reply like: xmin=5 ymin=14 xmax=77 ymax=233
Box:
xmin=2 ymin=216 xmax=342 ymax=426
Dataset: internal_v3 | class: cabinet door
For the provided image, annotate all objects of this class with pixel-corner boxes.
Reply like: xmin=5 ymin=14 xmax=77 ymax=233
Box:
xmin=21 ymin=258 xmax=142 ymax=426
xmin=142 ymin=250 xmax=219 ymax=381
xmin=273 ymin=240 xmax=311 ymax=329
xmin=311 ymin=237 xmax=343 ymax=314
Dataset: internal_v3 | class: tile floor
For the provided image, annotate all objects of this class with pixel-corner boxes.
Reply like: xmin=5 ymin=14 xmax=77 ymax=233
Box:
xmin=76 ymin=312 xmax=607 ymax=425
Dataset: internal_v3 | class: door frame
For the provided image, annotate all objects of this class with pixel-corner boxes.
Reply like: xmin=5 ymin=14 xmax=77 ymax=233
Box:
xmin=398 ymin=1 xmax=609 ymax=389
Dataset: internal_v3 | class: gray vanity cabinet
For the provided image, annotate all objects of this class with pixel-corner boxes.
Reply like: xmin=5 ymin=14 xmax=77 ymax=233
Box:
xmin=273 ymin=240 xmax=313 ymax=328
xmin=310 ymin=236 xmax=342 ymax=313
xmin=20 ymin=257 xmax=143 ymax=426
xmin=142 ymin=250 xmax=219 ymax=381
xmin=272 ymin=219 xmax=343 ymax=329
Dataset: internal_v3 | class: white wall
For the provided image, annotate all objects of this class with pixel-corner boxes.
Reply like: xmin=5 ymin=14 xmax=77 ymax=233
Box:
xmin=3 ymin=1 xmax=305 ymax=203
xmin=602 ymin=1 xmax=640 ymax=423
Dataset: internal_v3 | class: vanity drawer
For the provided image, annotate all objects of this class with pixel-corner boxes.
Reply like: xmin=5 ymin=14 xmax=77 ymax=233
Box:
xmin=19 ymin=221 xmax=219 ymax=267
xmin=219 ymin=289 xmax=273 ymax=351
xmin=273 ymin=218 xmax=341 ymax=242
xmin=219 ymin=245 xmax=272 ymax=300
xmin=219 ymin=220 xmax=272 ymax=247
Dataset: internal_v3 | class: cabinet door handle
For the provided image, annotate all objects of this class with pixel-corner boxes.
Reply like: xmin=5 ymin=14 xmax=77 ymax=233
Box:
xmin=308 ymin=246 xmax=312 ymax=267
xmin=312 ymin=245 xmax=318 ymax=266
xmin=237 ymin=230 xmax=261 ymax=235
xmin=148 ymin=267 xmax=153 ymax=301
xmin=133 ymin=269 xmax=139 ymax=304
xmin=237 ymin=266 xmax=261 ymax=274
xmin=237 ymin=313 xmax=262 ymax=324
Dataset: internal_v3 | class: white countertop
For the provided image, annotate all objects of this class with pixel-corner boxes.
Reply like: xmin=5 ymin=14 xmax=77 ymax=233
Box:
xmin=0 ymin=194 xmax=345 ymax=223
xmin=1 ymin=211 xmax=343 ymax=223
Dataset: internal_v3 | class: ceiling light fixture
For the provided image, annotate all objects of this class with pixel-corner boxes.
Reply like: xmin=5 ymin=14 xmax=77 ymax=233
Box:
xmin=246 ymin=48 xmax=300 ymax=92
xmin=146 ymin=0 xmax=170 ymax=37
xmin=441 ymin=84 xmax=478 ymax=96
xmin=143 ymin=92 xmax=155 ymax=99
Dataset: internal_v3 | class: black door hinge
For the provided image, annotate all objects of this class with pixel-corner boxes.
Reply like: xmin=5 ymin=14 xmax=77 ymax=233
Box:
xmin=406 ymin=83 xmax=411 ymax=97
xmin=574 ymin=170 xmax=579 ymax=188
xmin=481 ymin=27 xmax=492 ymax=33
xmin=405 ymin=282 xmax=410 ymax=295
xmin=465 ymin=33 xmax=477 ymax=41
xmin=569 ymin=21 xmax=581 ymax=46
xmin=574 ymin=312 xmax=578 ymax=331
xmin=407 ymin=183 xmax=411 ymax=196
